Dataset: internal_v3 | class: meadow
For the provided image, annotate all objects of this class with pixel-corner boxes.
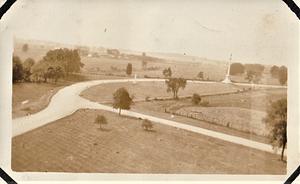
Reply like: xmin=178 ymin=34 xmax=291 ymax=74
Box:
xmin=12 ymin=109 xmax=285 ymax=174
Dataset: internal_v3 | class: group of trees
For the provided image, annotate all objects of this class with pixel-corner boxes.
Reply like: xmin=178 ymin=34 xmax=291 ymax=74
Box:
xmin=230 ymin=63 xmax=245 ymax=75
xmin=230 ymin=63 xmax=264 ymax=83
xmin=110 ymin=87 xmax=153 ymax=131
xmin=230 ymin=62 xmax=287 ymax=85
xmin=270 ymin=65 xmax=288 ymax=85
xmin=13 ymin=48 xmax=84 ymax=83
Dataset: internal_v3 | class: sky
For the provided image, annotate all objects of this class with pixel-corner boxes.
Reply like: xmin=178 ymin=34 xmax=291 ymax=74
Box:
xmin=2 ymin=0 xmax=299 ymax=65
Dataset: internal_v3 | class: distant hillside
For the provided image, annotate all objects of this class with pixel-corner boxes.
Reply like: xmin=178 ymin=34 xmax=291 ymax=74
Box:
xmin=14 ymin=38 xmax=236 ymax=68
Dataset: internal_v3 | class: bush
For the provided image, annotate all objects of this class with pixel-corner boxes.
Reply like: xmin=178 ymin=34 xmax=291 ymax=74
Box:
xmin=192 ymin=93 xmax=201 ymax=105
xmin=200 ymin=100 xmax=209 ymax=107
xmin=142 ymin=119 xmax=153 ymax=131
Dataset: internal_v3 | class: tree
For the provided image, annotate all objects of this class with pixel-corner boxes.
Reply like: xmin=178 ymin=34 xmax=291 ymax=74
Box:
xmin=126 ymin=63 xmax=132 ymax=76
xmin=45 ymin=66 xmax=55 ymax=82
xmin=30 ymin=61 xmax=48 ymax=82
xmin=13 ymin=56 xmax=24 ymax=83
xmin=142 ymin=119 xmax=153 ymax=131
xmin=264 ymin=98 xmax=287 ymax=161
xmin=197 ymin=72 xmax=204 ymax=80
xmin=245 ymin=70 xmax=261 ymax=84
xmin=163 ymin=67 xmax=172 ymax=78
xmin=165 ymin=78 xmax=187 ymax=99
xmin=22 ymin=43 xmax=29 ymax=52
xmin=230 ymin=63 xmax=245 ymax=75
xmin=113 ymin=87 xmax=133 ymax=115
xmin=23 ymin=58 xmax=35 ymax=82
xmin=94 ymin=115 xmax=108 ymax=130
xmin=244 ymin=64 xmax=265 ymax=77
xmin=270 ymin=65 xmax=280 ymax=78
xmin=53 ymin=66 xmax=65 ymax=82
xmin=192 ymin=93 xmax=201 ymax=105
xmin=43 ymin=48 xmax=84 ymax=76
xmin=278 ymin=66 xmax=287 ymax=85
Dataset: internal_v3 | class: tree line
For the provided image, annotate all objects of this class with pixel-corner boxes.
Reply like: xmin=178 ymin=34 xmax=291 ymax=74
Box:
xmin=230 ymin=63 xmax=287 ymax=85
xmin=13 ymin=48 xmax=84 ymax=83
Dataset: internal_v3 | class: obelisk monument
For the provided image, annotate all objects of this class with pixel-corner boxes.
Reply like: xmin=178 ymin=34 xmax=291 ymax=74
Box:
xmin=222 ymin=54 xmax=232 ymax=84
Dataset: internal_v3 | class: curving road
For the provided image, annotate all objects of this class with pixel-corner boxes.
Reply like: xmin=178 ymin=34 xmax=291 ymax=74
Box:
xmin=13 ymin=78 xmax=287 ymax=155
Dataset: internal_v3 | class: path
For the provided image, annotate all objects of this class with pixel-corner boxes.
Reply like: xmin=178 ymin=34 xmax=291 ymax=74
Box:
xmin=12 ymin=78 xmax=286 ymax=155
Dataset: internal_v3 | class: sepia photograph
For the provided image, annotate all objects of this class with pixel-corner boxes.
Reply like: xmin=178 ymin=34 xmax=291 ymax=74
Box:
xmin=0 ymin=0 xmax=299 ymax=182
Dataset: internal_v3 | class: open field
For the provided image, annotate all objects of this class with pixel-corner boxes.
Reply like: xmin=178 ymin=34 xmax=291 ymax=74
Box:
xmin=15 ymin=39 xmax=285 ymax=85
xmin=201 ymin=88 xmax=287 ymax=112
xmin=80 ymin=81 xmax=244 ymax=103
xmin=132 ymin=88 xmax=286 ymax=137
xmin=80 ymin=81 xmax=286 ymax=138
xmin=175 ymin=107 xmax=267 ymax=136
xmin=12 ymin=109 xmax=286 ymax=174
xmin=131 ymin=103 xmax=270 ymax=144
xmin=13 ymin=83 xmax=64 ymax=118
xmin=81 ymin=56 xmax=227 ymax=81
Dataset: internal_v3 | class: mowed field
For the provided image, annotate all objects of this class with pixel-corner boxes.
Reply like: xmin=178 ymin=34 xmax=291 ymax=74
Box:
xmin=81 ymin=81 xmax=244 ymax=103
xmin=12 ymin=109 xmax=286 ymax=174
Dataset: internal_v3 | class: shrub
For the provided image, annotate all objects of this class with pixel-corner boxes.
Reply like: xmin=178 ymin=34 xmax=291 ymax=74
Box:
xmin=142 ymin=119 xmax=153 ymax=131
xmin=192 ymin=93 xmax=201 ymax=105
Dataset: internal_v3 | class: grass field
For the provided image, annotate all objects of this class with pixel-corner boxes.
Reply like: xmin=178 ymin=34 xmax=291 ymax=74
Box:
xmin=176 ymin=107 xmax=267 ymax=136
xmin=13 ymin=83 xmax=64 ymax=118
xmin=80 ymin=81 xmax=286 ymax=137
xmin=132 ymin=88 xmax=286 ymax=137
xmin=12 ymin=109 xmax=286 ymax=174
xmin=201 ymin=88 xmax=287 ymax=112
xmin=81 ymin=56 xmax=227 ymax=81
xmin=80 ymin=81 xmax=243 ymax=103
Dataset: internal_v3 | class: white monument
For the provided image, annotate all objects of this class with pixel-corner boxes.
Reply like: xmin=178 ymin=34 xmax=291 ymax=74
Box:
xmin=133 ymin=74 xmax=137 ymax=84
xmin=222 ymin=54 xmax=232 ymax=84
